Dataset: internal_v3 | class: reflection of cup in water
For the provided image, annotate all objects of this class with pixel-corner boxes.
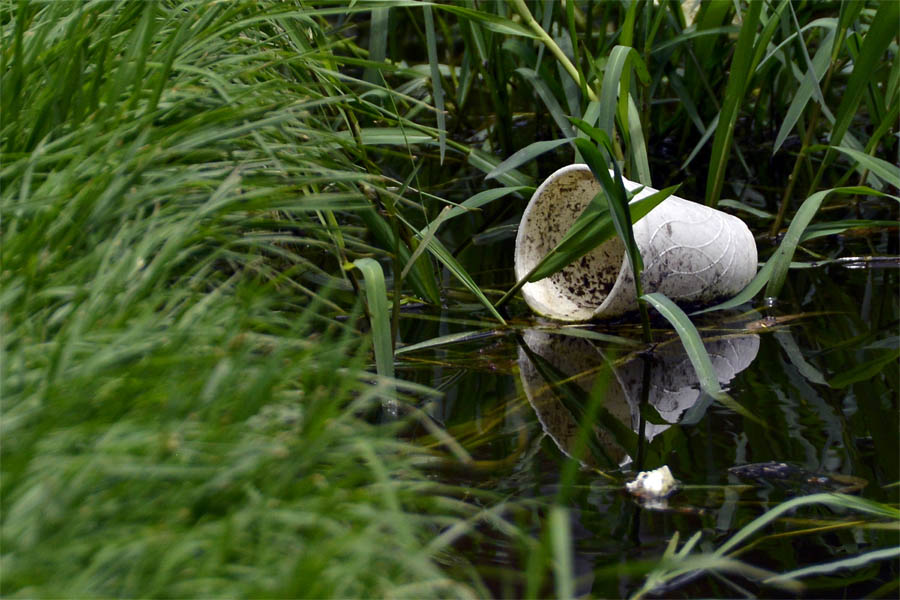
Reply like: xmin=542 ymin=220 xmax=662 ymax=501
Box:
xmin=517 ymin=329 xmax=759 ymax=466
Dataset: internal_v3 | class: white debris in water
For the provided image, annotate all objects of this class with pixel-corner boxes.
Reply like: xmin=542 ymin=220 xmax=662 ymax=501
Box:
xmin=626 ymin=465 xmax=678 ymax=499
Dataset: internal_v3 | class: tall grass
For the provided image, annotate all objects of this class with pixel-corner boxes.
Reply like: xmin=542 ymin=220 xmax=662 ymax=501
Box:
xmin=0 ymin=2 xmax=486 ymax=596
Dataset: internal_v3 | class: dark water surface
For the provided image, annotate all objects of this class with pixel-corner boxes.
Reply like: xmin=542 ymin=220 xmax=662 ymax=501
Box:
xmin=395 ymin=250 xmax=899 ymax=597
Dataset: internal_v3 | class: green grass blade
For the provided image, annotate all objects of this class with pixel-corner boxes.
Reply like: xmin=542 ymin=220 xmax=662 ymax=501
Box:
xmin=774 ymin=330 xmax=827 ymax=386
xmin=422 ymin=5 xmax=446 ymax=164
xmin=691 ymin=257 xmax=774 ymax=315
xmin=515 ymin=67 xmax=576 ymax=139
xmin=550 ymin=506 xmax=574 ymax=600
xmin=766 ymin=186 xmax=888 ymax=299
xmin=413 ymin=230 xmax=507 ymax=325
xmin=828 ymin=146 xmax=900 ymax=189
xmin=569 ymin=117 xmax=614 ymax=149
xmin=352 ymin=258 xmax=394 ymax=384
xmin=436 ymin=3 xmax=539 ymax=39
xmin=767 ymin=547 xmax=900 ymax=583
xmin=714 ymin=493 xmax=900 ymax=558
xmin=364 ymin=7 xmax=389 ymax=85
xmin=717 ymin=199 xmax=775 ymax=220
xmin=401 ymin=186 xmax=526 ymax=281
xmin=543 ymin=327 xmax=641 ymax=347
xmin=395 ymin=329 xmax=495 ymax=355
xmin=641 ymin=293 xmax=723 ymax=399
xmin=486 ymin=138 xmax=573 ymax=181
xmin=829 ymin=0 xmax=899 ymax=150
xmin=704 ymin=1 xmax=762 ymax=207
xmin=358 ymin=208 xmax=441 ymax=304
xmin=525 ymin=185 xmax=676 ymax=283
xmin=574 ymin=138 xmax=643 ymax=275
xmin=641 ymin=292 xmax=763 ymax=425
xmin=598 ymin=45 xmax=650 ymax=142
xmin=464 ymin=145 xmax=534 ymax=187
xmin=626 ymin=93 xmax=651 ymax=185
xmin=772 ymin=28 xmax=835 ymax=155
xmin=830 ymin=348 xmax=900 ymax=389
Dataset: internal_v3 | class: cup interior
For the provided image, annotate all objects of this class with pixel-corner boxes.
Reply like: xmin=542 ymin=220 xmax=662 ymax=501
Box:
xmin=515 ymin=166 xmax=625 ymax=321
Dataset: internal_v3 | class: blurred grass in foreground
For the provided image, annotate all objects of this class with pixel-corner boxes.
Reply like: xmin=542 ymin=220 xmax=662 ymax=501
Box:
xmin=0 ymin=2 xmax=481 ymax=596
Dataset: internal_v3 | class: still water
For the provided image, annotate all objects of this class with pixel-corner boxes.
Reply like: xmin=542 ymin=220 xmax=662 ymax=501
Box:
xmin=395 ymin=256 xmax=898 ymax=597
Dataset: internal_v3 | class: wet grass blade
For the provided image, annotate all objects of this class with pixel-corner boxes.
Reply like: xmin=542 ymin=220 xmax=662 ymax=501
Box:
xmin=642 ymin=292 xmax=762 ymax=425
xmin=704 ymin=1 xmax=762 ymax=207
xmin=412 ymin=229 xmax=507 ymax=325
xmin=395 ymin=329 xmax=496 ymax=355
xmin=830 ymin=348 xmax=900 ymax=389
xmin=714 ymin=493 xmax=900 ymax=558
xmin=766 ymin=547 xmax=900 ymax=584
xmin=774 ymin=330 xmax=827 ymax=386
xmin=766 ymin=186 xmax=887 ymax=299
xmin=422 ymin=4 xmax=446 ymax=164
xmin=641 ymin=293 xmax=723 ymax=399
xmin=352 ymin=258 xmax=395 ymax=384
xmin=542 ymin=327 xmax=641 ymax=347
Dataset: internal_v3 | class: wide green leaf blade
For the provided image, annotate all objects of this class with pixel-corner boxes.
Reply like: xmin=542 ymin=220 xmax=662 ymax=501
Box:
xmin=642 ymin=292 xmax=762 ymax=425
xmin=641 ymin=293 xmax=723 ymax=399
xmin=363 ymin=6 xmax=389 ymax=84
xmin=574 ymin=138 xmax=643 ymax=277
xmin=597 ymin=45 xmax=650 ymax=142
xmin=526 ymin=185 xmax=677 ymax=283
xmin=352 ymin=258 xmax=395 ymax=385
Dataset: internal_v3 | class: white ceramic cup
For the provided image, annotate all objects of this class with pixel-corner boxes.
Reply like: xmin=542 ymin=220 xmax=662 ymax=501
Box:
xmin=515 ymin=164 xmax=758 ymax=321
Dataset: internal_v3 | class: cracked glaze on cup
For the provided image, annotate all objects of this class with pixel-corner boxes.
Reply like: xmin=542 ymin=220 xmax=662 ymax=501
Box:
xmin=515 ymin=165 xmax=758 ymax=321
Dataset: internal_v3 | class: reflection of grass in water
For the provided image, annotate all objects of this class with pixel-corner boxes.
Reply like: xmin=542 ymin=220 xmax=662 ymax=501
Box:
xmin=3 ymin=0 xmax=898 ymax=597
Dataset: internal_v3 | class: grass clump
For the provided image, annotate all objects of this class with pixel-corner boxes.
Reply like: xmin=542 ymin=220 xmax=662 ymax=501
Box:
xmin=1 ymin=1 xmax=481 ymax=597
